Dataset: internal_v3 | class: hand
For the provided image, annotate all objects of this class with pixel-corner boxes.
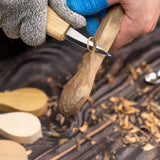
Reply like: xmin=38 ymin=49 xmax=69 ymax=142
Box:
xmin=0 ymin=0 xmax=86 ymax=46
xmin=67 ymin=0 xmax=110 ymax=36
xmin=67 ymin=0 xmax=160 ymax=50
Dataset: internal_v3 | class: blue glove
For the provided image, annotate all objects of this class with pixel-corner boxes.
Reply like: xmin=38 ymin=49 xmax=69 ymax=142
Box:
xmin=67 ymin=0 xmax=110 ymax=36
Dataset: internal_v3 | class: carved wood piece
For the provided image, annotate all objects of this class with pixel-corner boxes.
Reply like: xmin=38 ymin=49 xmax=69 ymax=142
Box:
xmin=59 ymin=5 xmax=124 ymax=117
xmin=0 ymin=140 xmax=28 ymax=160
xmin=0 ymin=87 xmax=48 ymax=117
xmin=0 ymin=112 xmax=42 ymax=144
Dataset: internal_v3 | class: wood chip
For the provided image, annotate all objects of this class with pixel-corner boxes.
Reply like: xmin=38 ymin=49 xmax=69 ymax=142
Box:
xmin=91 ymin=109 xmax=96 ymax=120
xmin=143 ymin=143 xmax=155 ymax=151
xmin=104 ymin=151 xmax=110 ymax=160
xmin=96 ymin=155 xmax=99 ymax=159
xmin=45 ymin=108 xmax=52 ymax=117
xmin=88 ymin=96 xmax=94 ymax=105
xmin=130 ymin=67 xmax=138 ymax=80
xmin=91 ymin=140 xmax=96 ymax=145
xmin=75 ymin=137 xmax=80 ymax=151
xmin=142 ymin=86 xmax=151 ymax=93
xmin=130 ymin=127 xmax=139 ymax=134
xmin=120 ymin=97 xmax=137 ymax=106
xmin=106 ymin=74 xmax=116 ymax=83
xmin=123 ymin=115 xmax=129 ymax=130
xmin=150 ymin=101 xmax=160 ymax=118
xmin=48 ymin=131 xmax=60 ymax=138
xmin=101 ymin=103 xmax=108 ymax=109
xmin=72 ymin=128 xmax=78 ymax=133
xmin=138 ymin=117 xmax=143 ymax=125
xmin=26 ymin=149 xmax=32 ymax=156
xmin=79 ymin=122 xmax=88 ymax=133
xmin=58 ymin=138 xmax=69 ymax=146
xmin=56 ymin=113 xmax=65 ymax=125
xmin=125 ymin=135 xmax=137 ymax=144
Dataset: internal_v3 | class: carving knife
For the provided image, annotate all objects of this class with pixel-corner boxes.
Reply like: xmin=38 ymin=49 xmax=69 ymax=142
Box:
xmin=46 ymin=6 xmax=111 ymax=57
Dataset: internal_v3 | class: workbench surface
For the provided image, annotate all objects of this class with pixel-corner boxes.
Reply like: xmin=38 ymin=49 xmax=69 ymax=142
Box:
xmin=0 ymin=20 xmax=160 ymax=160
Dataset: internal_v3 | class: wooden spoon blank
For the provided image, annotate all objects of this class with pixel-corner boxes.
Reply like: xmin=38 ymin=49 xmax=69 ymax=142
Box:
xmin=59 ymin=5 xmax=124 ymax=117
xmin=0 ymin=112 xmax=42 ymax=144
xmin=0 ymin=87 xmax=48 ymax=117
xmin=0 ymin=140 xmax=28 ymax=160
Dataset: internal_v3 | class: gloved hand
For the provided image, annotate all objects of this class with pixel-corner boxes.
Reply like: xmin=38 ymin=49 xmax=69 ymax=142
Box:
xmin=0 ymin=0 xmax=86 ymax=46
xmin=66 ymin=0 xmax=110 ymax=36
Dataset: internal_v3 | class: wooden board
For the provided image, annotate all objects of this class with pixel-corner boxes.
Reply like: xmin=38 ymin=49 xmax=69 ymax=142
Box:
xmin=0 ymin=17 xmax=160 ymax=160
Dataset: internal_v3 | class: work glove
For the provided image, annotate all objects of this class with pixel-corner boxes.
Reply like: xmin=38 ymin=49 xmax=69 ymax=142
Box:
xmin=66 ymin=0 xmax=110 ymax=36
xmin=0 ymin=0 xmax=86 ymax=46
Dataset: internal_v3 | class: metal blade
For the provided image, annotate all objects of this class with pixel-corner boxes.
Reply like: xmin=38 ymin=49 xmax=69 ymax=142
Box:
xmin=65 ymin=27 xmax=111 ymax=57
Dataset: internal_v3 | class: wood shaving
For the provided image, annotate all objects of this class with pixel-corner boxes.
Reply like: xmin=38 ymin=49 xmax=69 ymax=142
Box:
xmin=91 ymin=109 xmax=96 ymax=120
xmin=130 ymin=67 xmax=138 ymax=80
xmin=125 ymin=135 xmax=137 ymax=144
xmin=48 ymin=131 xmax=60 ymax=138
xmin=106 ymin=74 xmax=116 ymax=83
xmin=58 ymin=138 xmax=69 ymax=146
xmin=72 ymin=128 xmax=78 ymax=133
xmin=91 ymin=140 xmax=96 ymax=145
xmin=56 ymin=113 xmax=65 ymax=125
xmin=88 ymin=96 xmax=94 ymax=105
xmin=104 ymin=151 xmax=110 ymax=160
xmin=26 ymin=149 xmax=32 ymax=156
xmin=75 ymin=137 xmax=80 ymax=151
xmin=79 ymin=122 xmax=88 ymax=133
xmin=96 ymin=155 xmax=99 ymax=159
xmin=143 ymin=143 xmax=155 ymax=151
xmin=109 ymin=97 xmax=160 ymax=151
xmin=101 ymin=103 xmax=108 ymax=109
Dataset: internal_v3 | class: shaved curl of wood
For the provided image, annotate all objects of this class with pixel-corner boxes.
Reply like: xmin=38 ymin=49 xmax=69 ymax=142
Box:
xmin=59 ymin=5 xmax=124 ymax=117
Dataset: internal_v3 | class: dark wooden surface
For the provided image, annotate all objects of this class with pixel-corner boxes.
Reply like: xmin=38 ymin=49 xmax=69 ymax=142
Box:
xmin=0 ymin=19 xmax=160 ymax=160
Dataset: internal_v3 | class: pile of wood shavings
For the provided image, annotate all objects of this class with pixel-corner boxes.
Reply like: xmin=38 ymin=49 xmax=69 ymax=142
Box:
xmin=110 ymin=97 xmax=160 ymax=151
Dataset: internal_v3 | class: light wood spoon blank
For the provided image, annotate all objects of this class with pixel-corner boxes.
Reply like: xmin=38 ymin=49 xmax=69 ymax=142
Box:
xmin=0 ymin=140 xmax=28 ymax=160
xmin=0 ymin=87 xmax=48 ymax=117
xmin=0 ymin=112 xmax=42 ymax=144
xmin=59 ymin=5 xmax=124 ymax=117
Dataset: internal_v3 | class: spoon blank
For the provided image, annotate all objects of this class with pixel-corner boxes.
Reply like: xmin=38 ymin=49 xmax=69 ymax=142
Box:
xmin=0 ymin=87 xmax=48 ymax=117
xmin=0 ymin=112 xmax=42 ymax=144
xmin=0 ymin=140 xmax=28 ymax=160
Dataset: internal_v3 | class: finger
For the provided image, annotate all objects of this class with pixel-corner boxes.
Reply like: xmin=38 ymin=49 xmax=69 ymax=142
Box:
xmin=110 ymin=14 xmax=157 ymax=51
xmin=49 ymin=0 xmax=86 ymax=28
xmin=20 ymin=5 xmax=47 ymax=46
xmin=85 ymin=16 xmax=100 ymax=36
xmin=67 ymin=0 xmax=109 ymax=15
xmin=1 ymin=14 xmax=21 ymax=39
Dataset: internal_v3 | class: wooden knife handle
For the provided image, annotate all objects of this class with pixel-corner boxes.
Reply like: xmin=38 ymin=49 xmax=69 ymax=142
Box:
xmin=47 ymin=6 xmax=70 ymax=41
xmin=59 ymin=5 xmax=124 ymax=117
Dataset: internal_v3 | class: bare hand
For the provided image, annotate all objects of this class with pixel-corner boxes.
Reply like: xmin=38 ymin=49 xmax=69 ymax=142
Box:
xmin=107 ymin=0 xmax=160 ymax=50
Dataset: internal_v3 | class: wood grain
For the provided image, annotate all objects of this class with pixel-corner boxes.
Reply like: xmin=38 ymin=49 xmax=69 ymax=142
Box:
xmin=47 ymin=6 xmax=70 ymax=41
xmin=0 ymin=17 xmax=160 ymax=160
xmin=59 ymin=5 xmax=124 ymax=117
